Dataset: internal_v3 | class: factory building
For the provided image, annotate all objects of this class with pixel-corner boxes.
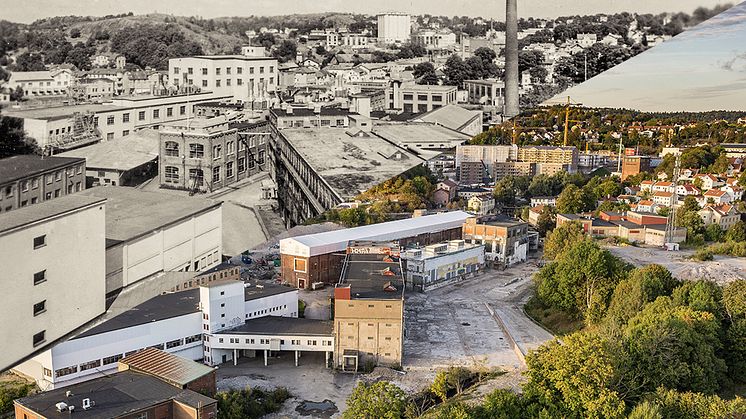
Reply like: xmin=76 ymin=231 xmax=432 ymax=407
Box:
xmin=402 ymin=240 xmax=485 ymax=292
xmin=279 ymin=211 xmax=471 ymax=289
xmin=462 ymin=216 xmax=531 ymax=266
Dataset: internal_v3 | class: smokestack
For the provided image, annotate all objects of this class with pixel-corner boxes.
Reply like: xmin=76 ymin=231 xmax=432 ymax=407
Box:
xmin=504 ymin=0 xmax=519 ymax=119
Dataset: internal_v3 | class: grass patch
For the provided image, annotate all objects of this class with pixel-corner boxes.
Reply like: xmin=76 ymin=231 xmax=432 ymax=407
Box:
xmin=0 ymin=374 xmax=36 ymax=416
xmin=524 ymin=296 xmax=584 ymax=336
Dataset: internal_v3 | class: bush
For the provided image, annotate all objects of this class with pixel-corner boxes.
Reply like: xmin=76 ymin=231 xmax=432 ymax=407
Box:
xmin=216 ymin=387 xmax=291 ymax=419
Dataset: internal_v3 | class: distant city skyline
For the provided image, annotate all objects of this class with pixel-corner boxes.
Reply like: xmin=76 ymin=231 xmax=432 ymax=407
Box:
xmin=547 ymin=1 xmax=746 ymax=112
xmin=0 ymin=0 xmax=730 ymax=24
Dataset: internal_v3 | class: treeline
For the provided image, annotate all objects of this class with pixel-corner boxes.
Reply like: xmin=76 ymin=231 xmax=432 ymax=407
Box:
xmin=109 ymin=24 xmax=203 ymax=70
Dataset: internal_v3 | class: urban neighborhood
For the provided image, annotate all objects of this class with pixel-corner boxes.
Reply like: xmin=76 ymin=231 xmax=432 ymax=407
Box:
xmin=0 ymin=1 xmax=745 ymax=418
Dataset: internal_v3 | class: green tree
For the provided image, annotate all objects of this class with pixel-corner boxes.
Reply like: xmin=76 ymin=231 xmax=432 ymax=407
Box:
xmin=474 ymin=389 xmax=522 ymax=419
xmin=272 ymin=40 xmax=297 ymax=63
xmin=623 ymin=297 xmax=727 ymax=395
xmin=536 ymin=205 xmax=556 ymax=237
xmin=605 ymin=264 xmax=678 ymax=327
xmin=536 ymin=239 xmax=627 ymax=322
xmin=723 ymin=280 xmax=746 ymax=321
xmin=413 ymin=62 xmax=438 ymax=85
xmin=430 ymin=370 xmax=449 ymax=402
xmin=725 ymin=220 xmax=746 ymax=242
xmin=9 ymin=86 xmax=24 ymax=102
xmin=524 ymin=332 xmax=627 ymax=419
xmin=14 ymin=51 xmax=45 ymax=71
xmin=344 ymin=381 xmax=407 ymax=419
xmin=628 ymin=400 xmax=662 ymax=419
xmin=443 ymin=54 xmax=470 ymax=87
xmin=704 ymin=223 xmax=723 ymax=242
xmin=725 ymin=319 xmax=746 ymax=383
xmin=0 ymin=109 xmax=40 ymax=158
xmin=543 ymin=220 xmax=585 ymax=260
xmin=671 ymin=280 xmax=724 ymax=320
xmin=556 ymin=184 xmax=596 ymax=214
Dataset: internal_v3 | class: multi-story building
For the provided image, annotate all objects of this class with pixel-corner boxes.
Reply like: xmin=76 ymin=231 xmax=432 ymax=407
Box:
xmin=271 ymin=121 xmax=419 ymax=226
xmin=77 ymin=187 xmax=222 ymax=297
xmin=168 ymin=55 xmax=279 ymax=103
xmin=493 ymin=161 xmax=535 ymax=179
xmin=621 ymin=155 xmax=651 ymax=181
xmin=377 ymin=12 xmax=411 ymax=44
xmin=456 ymin=144 xmax=517 ymax=173
xmin=0 ymin=194 xmax=106 ymax=371
xmin=159 ymin=116 xmax=269 ymax=193
xmin=4 ymin=92 xmax=232 ymax=151
xmin=464 ymin=78 xmax=505 ymax=107
xmin=468 ymin=194 xmax=495 ymax=215
xmin=69 ymin=77 xmax=115 ymax=102
xmin=0 ymin=155 xmax=86 ymax=213
xmin=411 ymin=29 xmax=457 ymax=49
xmin=402 ymin=240 xmax=485 ymax=292
xmin=462 ymin=216 xmax=530 ymax=266
xmin=269 ymin=106 xmax=353 ymax=130
xmin=12 ymin=280 xmax=299 ymax=389
xmin=7 ymin=69 xmax=74 ymax=97
xmin=279 ymin=211 xmax=470 ymax=288
xmin=699 ymin=203 xmax=740 ymax=230
xmin=516 ymin=146 xmax=579 ymax=173
xmin=333 ymin=242 xmax=405 ymax=371
xmin=390 ymin=83 xmax=458 ymax=113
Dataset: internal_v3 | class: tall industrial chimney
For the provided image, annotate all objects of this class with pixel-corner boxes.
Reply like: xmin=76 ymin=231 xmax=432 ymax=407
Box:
xmin=504 ymin=0 xmax=519 ymax=119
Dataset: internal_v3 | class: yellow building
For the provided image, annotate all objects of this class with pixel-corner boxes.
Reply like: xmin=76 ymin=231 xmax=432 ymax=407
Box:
xmin=333 ymin=242 xmax=404 ymax=371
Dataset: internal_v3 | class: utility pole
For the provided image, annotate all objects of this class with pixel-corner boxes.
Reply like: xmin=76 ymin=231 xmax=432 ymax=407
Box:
xmin=664 ymin=153 xmax=681 ymax=249
xmin=563 ymin=96 xmax=582 ymax=146
xmin=504 ymin=0 xmax=519 ymax=119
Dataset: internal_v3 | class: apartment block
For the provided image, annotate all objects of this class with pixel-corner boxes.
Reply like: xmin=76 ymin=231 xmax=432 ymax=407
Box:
xmin=0 ymin=194 xmax=106 ymax=371
xmin=0 ymin=155 xmax=86 ymax=213
xmin=390 ymin=83 xmax=458 ymax=113
xmin=168 ymin=55 xmax=279 ymax=102
xmin=462 ymin=216 xmax=530 ymax=266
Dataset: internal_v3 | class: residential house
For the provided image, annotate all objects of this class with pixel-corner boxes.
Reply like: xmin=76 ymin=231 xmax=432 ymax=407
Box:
xmin=468 ymin=195 xmax=495 ymax=216
xmin=694 ymin=174 xmax=723 ymax=190
xmin=699 ymin=204 xmax=740 ymax=230
xmin=676 ymin=184 xmax=701 ymax=197
xmin=701 ymin=189 xmax=732 ymax=205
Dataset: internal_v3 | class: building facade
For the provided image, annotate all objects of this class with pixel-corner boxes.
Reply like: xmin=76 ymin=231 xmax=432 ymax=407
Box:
xmin=0 ymin=156 xmax=86 ymax=213
xmin=462 ymin=217 xmax=530 ymax=266
xmin=402 ymin=240 xmax=485 ymax=291
xmin=159 ymin=116 xmax=269 ymax=193
xmin=168 ymin=55 xmax=279 ymax=103
xmin=0 ymin=195 xmax=106 ymax=371
xmin=377 ymin=13 xmax=411 ymax=44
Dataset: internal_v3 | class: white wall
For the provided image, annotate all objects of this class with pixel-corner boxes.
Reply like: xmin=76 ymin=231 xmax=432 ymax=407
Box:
xmin=1 ymin=201 xmax=106 ymax=371
xmin=120 ymin=206 xmax=222 ymax=288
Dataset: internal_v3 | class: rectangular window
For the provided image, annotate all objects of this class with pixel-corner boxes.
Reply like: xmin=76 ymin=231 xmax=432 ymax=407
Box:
xmin=123 ymin=130 xmax=130 ymax=136
xmin=107 ymin=132 xmax=114 ymax=140
xmin=102 ymin=354 xmax=123 ymax=365
xmin=202 ymin=68 xmax=208 ymax=75
xmin=187 ymin=67 xmax=193 ymax=75
xmin=153 ymin=109 xmax=160 ymax=119
xmin=106 ymin=115 xmax=114 ymax=125
xmin=213 ymin=144 xmax=222 ymax=159
xmin=123 ymin=113 xmax=130 ymax=123
xmin=79 ymin=359 xmax=101 ymax=371
xmin=43 ymin=368 xmax=52 ymax=377
xmin=202 ymin=80 xmax=208 ymax=87
xmin=166 ymin=107 xmax=173 ymax=117
xmin=215 ymin=68 xmax=221 ymax=75
xmin=215 ymin=80 xmax=221 ymax=87
xmin=293 ymin=258 xmax=307 ymax=273
xmin=55 ymin=366 xmax=78 ymax=378
xmin=226 ymin=162 xmax=234 ymax=178
xmin=31 ymin=178 xmax=39 ymax=189
xmin=190 ymin=143 xmax=204 ymax=158
xmin=138 ymin=111 xmax=145 ymax=121
xmin=226 ymin=79 xmax=232 ymax=86
xmin=180 ymin=106 xmax=186 ymax=115
xmin=33 ymin=235 xmax=46 ymax=249
xmin=166 ymin=339 xmax=183 ymax=349
xmin=260 ymin=66 xmax=265 ymax=74
xmin=212 ymin=166 xmax=221 ymax=182
xmin=238 ymin=157 xmax=246 ymax=173
xmin=33 ymin=331 xmax=45 ymax=347
xmin=55 ymin=171 xmax=61 ymax=181
xmin=33 ymin=300 xmax=46 ymax=316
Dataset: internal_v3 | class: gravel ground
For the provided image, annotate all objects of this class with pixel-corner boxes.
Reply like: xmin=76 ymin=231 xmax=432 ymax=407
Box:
xmin=607 ymin=245 xmax=746 ymax=285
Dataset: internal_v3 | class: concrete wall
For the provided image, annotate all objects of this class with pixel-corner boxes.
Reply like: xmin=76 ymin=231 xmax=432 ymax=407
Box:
xmin=1 ymin=201 xmax=106 ymax=371
xmin=334 ymin=299 xmax=404 ymax=368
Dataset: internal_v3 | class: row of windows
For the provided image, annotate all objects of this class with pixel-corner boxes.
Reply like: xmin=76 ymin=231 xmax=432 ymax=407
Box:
xmin=1 ymin=168 xmax=82 ymax=199
xmin=216 ymin=337 xmax=331 ymax=346
xmin=247 ymin=304 xmax=287 ymax=319
xmin=211 ymin=78 xmax=274 ymax=88
xmin=53 ymin=334 xmax=203 ymax=378
xmin=174 ymin=66 xmax=274 ymax=75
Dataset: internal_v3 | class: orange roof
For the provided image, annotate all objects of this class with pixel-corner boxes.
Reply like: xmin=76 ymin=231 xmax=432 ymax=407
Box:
xmin=704 ymin=189 xmax=726 ymax=197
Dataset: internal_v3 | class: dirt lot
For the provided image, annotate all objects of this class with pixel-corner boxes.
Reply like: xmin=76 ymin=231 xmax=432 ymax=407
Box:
xmin=607 ymin=245 xmax=746 ymax=285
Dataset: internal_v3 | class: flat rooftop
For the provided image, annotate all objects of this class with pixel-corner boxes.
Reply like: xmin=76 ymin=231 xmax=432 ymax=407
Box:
xmin=340 ymin=253 xmax=404 ymax=300
xmin=0 ymin=155 xmax=84 ymax=184
xmin=77 ymin=187 xmax=222 ymax=243
xmin=243 ymin=282 xmax=297 ymax=301
xmin=279 ymin=127 xmax=422 ymax=198
xmin=56 ymin=133 xmax=158 ymax=171
xmin=3 ymin=103 xmax=122 ymax=121
xmin=372 ymin=122 xmax=471 ymax=152
xmin=0 ymin=194 xmax=105 ymax=236
xmin=215 ymin=316 xmax=333 ymax=336
xmin=74 ymin=289 xmax=201 ymax=339
xmin=415 ymin=104 xmax=481 ymax=132
xmin=15 ymin=370 xmax=215 ymax=419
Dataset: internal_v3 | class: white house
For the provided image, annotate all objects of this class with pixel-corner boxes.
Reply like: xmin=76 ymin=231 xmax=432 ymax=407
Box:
xmin=721 ymin=185 xmax=744 ymax=201
xmin=702 ymin=189 xmax=732 ymax=205
xmin=694 ymin=174 xmax=724 ymax=190
xmin=676 ymin=184 xmax=701 ymax=197
xmin=652 ymin=191 xmax=675 ymax=207
xmin=468 ymin=195 xmax=495 ymax=215
xmin=699 ymin=204 xmax=740 ymax=230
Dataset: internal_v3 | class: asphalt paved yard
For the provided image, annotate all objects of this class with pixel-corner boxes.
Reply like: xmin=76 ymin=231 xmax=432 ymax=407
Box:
xmin=403 ymin=259 xmax=553 ymax=371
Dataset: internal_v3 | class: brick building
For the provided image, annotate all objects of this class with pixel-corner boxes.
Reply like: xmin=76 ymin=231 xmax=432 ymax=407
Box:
xmin=0 ymin=155 xmax=86 ymax=213
xmin=159 ymin=116 xmax=269 ymax=193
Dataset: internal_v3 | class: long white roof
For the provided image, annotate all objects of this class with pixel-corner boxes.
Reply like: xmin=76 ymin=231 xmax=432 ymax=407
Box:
xmin=280 ymin=211 xmax=471 ymax=257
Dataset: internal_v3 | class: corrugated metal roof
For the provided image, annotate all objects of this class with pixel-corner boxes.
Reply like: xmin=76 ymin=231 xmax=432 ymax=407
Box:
xmin=120 ymin=348 xmax=214 ymax=387
xmin=280 ymin=211 xmax=471 ymax=257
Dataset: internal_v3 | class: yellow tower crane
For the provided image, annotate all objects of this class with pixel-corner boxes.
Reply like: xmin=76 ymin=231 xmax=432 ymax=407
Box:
xmin=562 ymin=96 xmax=583 ymax=147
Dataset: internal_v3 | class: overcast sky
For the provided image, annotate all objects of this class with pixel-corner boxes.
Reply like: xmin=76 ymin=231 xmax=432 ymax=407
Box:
xmin=546 ymin=1 xmax=746 ymax=111
xmin=0 ymin=0 xmax=730 ymax=23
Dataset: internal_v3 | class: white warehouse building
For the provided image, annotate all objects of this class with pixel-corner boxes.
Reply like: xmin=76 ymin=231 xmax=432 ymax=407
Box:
xmin=13 ymin=281 xmax=299 ymax=390
xmin=402 ymin=240 xmax=485 ymax=292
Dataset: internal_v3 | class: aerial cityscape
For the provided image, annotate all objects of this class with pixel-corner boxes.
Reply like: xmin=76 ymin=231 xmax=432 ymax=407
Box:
xmin=0 ymin=0 xmax=745 ymax=418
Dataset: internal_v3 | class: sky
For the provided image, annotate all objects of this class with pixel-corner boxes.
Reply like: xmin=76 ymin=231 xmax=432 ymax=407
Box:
xmin=546 ymin=1 xmax=746 ymax=112
xmin=0 ymin=0 xmax=729 ymax=24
